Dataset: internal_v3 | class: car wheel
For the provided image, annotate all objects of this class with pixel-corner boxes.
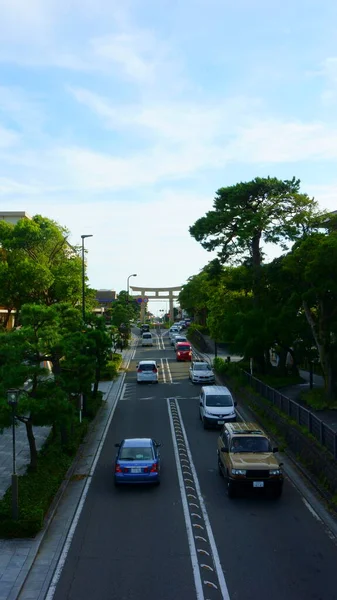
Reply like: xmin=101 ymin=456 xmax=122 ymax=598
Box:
xmin=217 ymin=456 xmax=223 ymax=476
xmin=203 ymin=418 xmax=208 ymax=430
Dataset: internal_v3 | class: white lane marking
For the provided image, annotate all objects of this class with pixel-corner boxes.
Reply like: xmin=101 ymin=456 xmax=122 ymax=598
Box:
xmin=302 ymin=497 xmax=323 ymax=523
xmin=165 ymin=358 xmax=173 ymax=383
xmin=160 ymin=358 xmax=167 ymax=383
xmin=175 ymin=400 xmax=231 ymax=600
xmin=45 ymin=360 xmax=132 ymax=599
xmin=167 ymin=398 xmax=205 ymax=600
xmin=119 ymin=384 xmax=126 ymax=401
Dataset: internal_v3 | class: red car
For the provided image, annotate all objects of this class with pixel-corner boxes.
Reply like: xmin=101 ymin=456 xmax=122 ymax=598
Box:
xmin=176 ymin=342 xmax=193 ymax=362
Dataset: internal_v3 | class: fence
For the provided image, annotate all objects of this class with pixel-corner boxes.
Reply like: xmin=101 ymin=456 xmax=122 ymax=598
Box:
xmin=242 ymin=371 xmax=337 ymax=460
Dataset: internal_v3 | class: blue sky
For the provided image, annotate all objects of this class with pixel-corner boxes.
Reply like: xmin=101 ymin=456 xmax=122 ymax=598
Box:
xmin=1 ymin=0 xmax=337 ymax=315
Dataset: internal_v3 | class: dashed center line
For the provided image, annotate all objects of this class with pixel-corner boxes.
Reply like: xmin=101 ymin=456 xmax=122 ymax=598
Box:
xmin=167 ymin=398 xmax=231 ymax=600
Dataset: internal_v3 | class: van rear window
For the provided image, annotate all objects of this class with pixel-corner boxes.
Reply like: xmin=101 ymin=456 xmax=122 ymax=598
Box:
xmin=143 ymin=333 xmax=152 ymax=338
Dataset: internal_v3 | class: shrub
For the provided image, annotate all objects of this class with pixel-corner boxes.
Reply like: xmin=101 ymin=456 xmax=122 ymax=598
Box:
xmin=100 ymin=353 xmax=123 ymax=380
xmin=0 ymin=420 xmax=88 ymax=538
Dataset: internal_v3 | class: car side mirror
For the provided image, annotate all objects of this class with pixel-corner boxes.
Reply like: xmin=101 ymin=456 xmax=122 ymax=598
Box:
xmin=273 ymin=447 xmax=278 ymax=453
xmin=114 ymin=443 xmax=120 ymax=448
xmin=221 ymin=447 xmax=228 ymax=453
xmin=199 ymin=401 xmax=203 ymax=406
xmin=155 ymin=442 xmax=161 ymax=447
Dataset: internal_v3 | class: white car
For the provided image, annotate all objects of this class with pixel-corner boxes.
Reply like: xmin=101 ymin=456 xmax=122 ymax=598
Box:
xmin=173 ymin=335 xmax=187 ymax=348
xmin=199 ymin=386 xmax=237 ymax=429
xmin=137 ymin=360 xmax=159 ymax=383
xmin=189 ymin=361 xmax=215 ymax=384
xmin=169 ymin=327 xmax=179 ymax=339
xmin=141 ymin=333 xmax=153 ymax=346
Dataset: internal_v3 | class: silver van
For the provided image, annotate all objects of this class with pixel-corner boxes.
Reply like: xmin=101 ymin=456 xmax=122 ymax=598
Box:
xmin=141 ymin=332 xmax=153 ymax=347
xmin=199 ymin=385 xmax=237 ymax=429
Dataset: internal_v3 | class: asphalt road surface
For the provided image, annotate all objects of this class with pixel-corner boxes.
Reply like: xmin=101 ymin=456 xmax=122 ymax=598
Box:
xmin=51 ymin=329 xmax=337 ymax=600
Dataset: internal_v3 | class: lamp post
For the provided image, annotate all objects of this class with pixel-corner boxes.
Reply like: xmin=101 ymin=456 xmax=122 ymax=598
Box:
xmin=126 ymin=273 xmax=137 ymax=303
xmin=7 ymin=389 xmax=19 ymax=520
xmin=81 ymin=235 xmax=93 ymax=321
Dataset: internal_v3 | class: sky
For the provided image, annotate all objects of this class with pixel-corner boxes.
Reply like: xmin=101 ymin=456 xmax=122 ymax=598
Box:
xmin=1 ymin=0 xmax=337 ymax=316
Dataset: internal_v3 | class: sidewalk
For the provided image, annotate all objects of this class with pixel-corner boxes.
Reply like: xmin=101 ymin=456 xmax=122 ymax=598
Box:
xmin=0 ymin=341 xmax=134 ymax=600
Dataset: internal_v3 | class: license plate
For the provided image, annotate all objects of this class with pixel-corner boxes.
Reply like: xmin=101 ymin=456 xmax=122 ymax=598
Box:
xmin=131 ymin=468 xmax=142 ymax=473
xmin=253 ymin=481 xmax=264 ymax=488
xmin=217 ymin=420 xmax=225 ymax=425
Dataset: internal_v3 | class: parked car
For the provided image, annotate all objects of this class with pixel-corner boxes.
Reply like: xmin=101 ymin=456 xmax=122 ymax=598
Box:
xmin=141 ymin=332 xmax=153 ymax=346
xmin=136 ymin=360 xmax=159 ymax=384
xmin=189 ymin=361 xmax=215 ymax=384
xmin=114 ymin=438 xmax=161 ymax=485
xmin=176 ymin=342 xmax=193 ymax=362
xmin=217 ymin=422 xmax=283 ymax=498
xmin=199 ymin=385 xmax=237 ymax=429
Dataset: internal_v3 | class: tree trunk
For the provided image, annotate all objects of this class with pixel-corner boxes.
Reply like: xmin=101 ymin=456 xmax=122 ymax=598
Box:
xmin=60 ymin=421 xmax=69 ymax=448
xmin=303 ymin=300 xmax=333 ymax=401
xmin=25 ymin=419 xmax=38 ymax=471
xmin=93 ymin=366 xmax=100 ymax=398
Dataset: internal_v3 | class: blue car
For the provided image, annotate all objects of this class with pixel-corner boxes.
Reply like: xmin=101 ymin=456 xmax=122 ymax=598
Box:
xmin=114 ymin=438 xmax=161 ymax=486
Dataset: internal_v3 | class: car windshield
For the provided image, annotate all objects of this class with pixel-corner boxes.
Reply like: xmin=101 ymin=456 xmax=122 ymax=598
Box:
xmin=194 ymin=364 xmax=210 ymax=371
xmin=143 ymin=334 xmax=151 ymax=338
xmin=205 ymin=394 xmax=233 ymax=407
xmin=177 ymin=345 xmax=191 ymax=351
xmin=231 ymin=436 xmax=271 ymax=453
xmin=138 ymin=364 xmax=155 ymax=371
xmin=120 ymin=446 xmax=154 ymax=460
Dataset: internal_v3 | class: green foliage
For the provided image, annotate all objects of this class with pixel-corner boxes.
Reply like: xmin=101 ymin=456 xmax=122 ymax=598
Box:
xmin=0 ymin=421 xmax=88 ymax=538
xmin=299 ymin=388 xmax=337 ymax=410
xmin=100 ymin=354 xmax=123 ymax=380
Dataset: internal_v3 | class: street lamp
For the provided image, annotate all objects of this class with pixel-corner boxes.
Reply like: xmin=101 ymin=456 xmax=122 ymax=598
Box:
xmin=126 ymin=273 xmax=137 ymax=303
xmin=81 ymin=235 xmax=93 ymax=321
xmin=7 ymin=389 xmax=19 ymax=520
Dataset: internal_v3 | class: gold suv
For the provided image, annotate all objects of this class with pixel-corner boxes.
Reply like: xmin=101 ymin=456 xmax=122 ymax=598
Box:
xmin=217 ymin=422 xmax=284 ymax=498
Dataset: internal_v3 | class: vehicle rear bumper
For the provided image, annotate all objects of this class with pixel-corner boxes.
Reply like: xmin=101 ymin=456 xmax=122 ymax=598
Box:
xmin=228 ymin=476 xmax=283 ymax=491
xmin=114 ymin=473 xmax=160 ymax=484
xmin=204 ymin=415 xmax=237 ymax=427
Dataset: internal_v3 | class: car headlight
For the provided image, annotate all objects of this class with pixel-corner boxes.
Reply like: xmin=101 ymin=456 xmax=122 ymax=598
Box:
xmin=232 ymin=469 xmax=246 ymax=476
xmin=269 ymin=469 xmax=282 ymax=476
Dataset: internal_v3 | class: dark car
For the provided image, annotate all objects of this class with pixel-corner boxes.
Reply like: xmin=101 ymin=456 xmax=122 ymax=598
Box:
xmin=114 ymin=438 xmax=161 ymax=485
xmin=140 ymin=324 xmax=150 ymax=334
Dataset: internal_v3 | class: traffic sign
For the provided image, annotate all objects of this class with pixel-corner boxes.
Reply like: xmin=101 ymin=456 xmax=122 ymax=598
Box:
xmin=143 ymin=296 xmax=149 ymax=303
xmin=136 ymin=297 xmax=143 ymax=304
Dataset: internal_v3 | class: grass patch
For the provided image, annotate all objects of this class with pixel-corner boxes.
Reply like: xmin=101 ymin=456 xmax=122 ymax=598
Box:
xmin=299 ymin=387 xmax=337 ymax=411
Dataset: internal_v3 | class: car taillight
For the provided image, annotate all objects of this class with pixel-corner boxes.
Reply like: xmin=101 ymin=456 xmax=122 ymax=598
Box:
xmin=150 ymin=462 xmax=158 ymax=473
xmin=152 ymin=367 xmax=157 ymax=373
xmin=137 ymin=368 xmax=142 ymax=373
xmin=115 ymin=464 xmax=122 ymax=473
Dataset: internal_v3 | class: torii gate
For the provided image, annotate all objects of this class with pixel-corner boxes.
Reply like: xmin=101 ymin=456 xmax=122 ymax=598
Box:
xmin=130 ymin=285 xmax=182 ymax=323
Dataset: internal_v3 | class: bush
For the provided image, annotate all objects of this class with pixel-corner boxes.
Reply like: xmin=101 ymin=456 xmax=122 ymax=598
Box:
xmin=300 ymin=388 xmax=337 ymax=410
xmin=0 ymin=420 xmax=88 ymax=538
xmin=100 ymin=353 xmax=123 ymax=380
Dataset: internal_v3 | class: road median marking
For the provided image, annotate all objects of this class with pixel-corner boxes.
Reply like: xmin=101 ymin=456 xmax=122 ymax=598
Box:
xmin=167 ymin=397 xmax=231 ymax=600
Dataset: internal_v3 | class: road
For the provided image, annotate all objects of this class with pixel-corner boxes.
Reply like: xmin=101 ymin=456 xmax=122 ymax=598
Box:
xmin=50 ymin=330 xmax=337 ymax=600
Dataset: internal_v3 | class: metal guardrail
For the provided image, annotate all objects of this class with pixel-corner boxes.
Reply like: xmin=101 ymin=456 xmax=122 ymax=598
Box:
xmin=242 ymin=371 xmax=337 ymax=460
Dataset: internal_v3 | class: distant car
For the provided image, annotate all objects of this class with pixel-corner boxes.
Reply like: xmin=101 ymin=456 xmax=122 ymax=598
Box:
xmin=189 ymin=361 xmax=215 ymax=384
xmin=137 ymin=360 xmax=159 ymax=384
xmin=141 ymin=332 xmax=153 ymax=346
xmin=171 ymin=333 xmax=186 ymax=346
xmin=114 ymin=438 xmax=161 ymax=485
xmin=176 ymin=342 xmax=193 ymax=362
xmin=169 ymin=327 xmax=179 ymax=339
xmin=199 ymin=385 xmax=237 ymax=429
xmin=140 ymin=324 xmax=150 ymax=334
xmin=173 ymin=335 xmax=187 ymax=348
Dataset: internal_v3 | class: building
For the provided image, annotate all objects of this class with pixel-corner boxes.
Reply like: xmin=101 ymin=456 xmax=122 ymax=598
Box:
xmin=0 ymin=211 xmax=32 ymax=224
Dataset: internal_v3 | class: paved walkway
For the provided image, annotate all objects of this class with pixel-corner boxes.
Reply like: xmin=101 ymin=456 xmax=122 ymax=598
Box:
xmin=0 ymin=341 xmax=134 ymax=600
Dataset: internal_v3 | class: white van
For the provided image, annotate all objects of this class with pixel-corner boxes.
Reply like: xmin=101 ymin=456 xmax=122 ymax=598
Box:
xmin=199 ymin=385 xmax=237 ymax=429
xmin=141 ymin=332 xmax=153 ymax=346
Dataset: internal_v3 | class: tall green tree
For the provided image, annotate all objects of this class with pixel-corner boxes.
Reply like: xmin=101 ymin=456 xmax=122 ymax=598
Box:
xmin=0 ymin=215 xmax=83 ymax=326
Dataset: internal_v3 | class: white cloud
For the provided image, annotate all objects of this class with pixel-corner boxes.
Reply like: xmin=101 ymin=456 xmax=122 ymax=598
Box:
xmin=0 ymin=125 xmax=19 ymax=148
